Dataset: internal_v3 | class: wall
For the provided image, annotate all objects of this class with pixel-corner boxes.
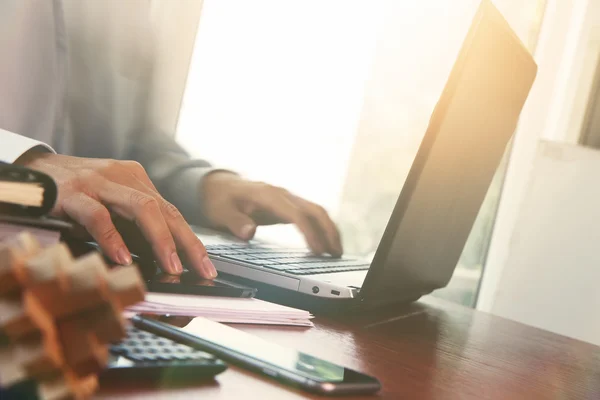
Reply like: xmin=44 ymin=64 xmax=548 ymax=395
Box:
xmin=478 ymin=0 xmax=597 ymax=311
xmin=491 ymin=140 xmax=600 ymax=346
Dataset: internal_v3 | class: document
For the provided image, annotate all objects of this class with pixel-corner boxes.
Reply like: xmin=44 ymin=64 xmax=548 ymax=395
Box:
xmin=126 ymin=293 xmax=314 ymax=327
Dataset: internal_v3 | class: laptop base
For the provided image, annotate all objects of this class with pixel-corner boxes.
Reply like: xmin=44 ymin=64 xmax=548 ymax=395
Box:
xmin=218 ymin=272 xmax=424 ymax=315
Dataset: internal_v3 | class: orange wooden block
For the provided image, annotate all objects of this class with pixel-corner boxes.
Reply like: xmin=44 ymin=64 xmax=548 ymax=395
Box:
xmin=63 ymin=300 xmax=126 ymax=344
xmin=0 ymin=238 xmax=128 ymax=399
xmin=36 ymin=253 xmax=110 ymax=319
xmin=66 ymin=253 xmax=108 ymax=290
xmin=22 ymin=243 xmax=71 ymax=296
xmin=0 ymin=344 xmax=28 ymax=387
xmin=0 ymin=232 xmax=40 ymax=295
xmin=0 ymin=291 xmax=54 ymax=340
xmin=15 ymin=328 xmax=63 ymax=378
xmin=75 ymin=374 xmax=98 ymax=399
xmin=37 ymin=375 xmax=77 ymax=400
xmin=106 ymin=265 xmax=145 ymax=308
xmin=0 ymin=233 xmax=41 ymax=295
xmin=38 ymin=371 xmax=98 ymax=400
xmin=11 ymin=232 xmax=42 ymax=255
xmin=0 ymin=246 xmax=26 ymax=295
xmin=57 ymin=318 xmax=108 ymax=378
xmin=22 ymin=243 xmax=72 ymax=320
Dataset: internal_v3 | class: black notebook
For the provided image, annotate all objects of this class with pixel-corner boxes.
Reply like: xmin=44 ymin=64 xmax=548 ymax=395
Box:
xmin=0 ymin=162 xmax=57 ymax=217
xmin=0 ymin=162 xmax=72 ymax=245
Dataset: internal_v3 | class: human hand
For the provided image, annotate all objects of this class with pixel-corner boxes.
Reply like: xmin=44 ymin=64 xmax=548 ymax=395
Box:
xmin=201 ymin=172 xmax=343 ymax=257
xmin=16 ymin=152 xmax=217 ymax=278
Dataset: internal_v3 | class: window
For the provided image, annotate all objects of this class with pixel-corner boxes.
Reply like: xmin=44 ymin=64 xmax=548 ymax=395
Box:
xmin=580 ymin=41 xmax=600 ymax=148
xmin=176 ymin=0 xmax=548 ymax=307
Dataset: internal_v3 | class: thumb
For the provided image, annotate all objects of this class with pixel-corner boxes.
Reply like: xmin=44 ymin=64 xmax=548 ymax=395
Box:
xmin=225 ymin=212 xmax=257 ymax=241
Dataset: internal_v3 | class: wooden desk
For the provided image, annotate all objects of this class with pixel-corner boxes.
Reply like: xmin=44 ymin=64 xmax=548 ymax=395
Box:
xmin=96 ymin=297 xmax=600 ymax=399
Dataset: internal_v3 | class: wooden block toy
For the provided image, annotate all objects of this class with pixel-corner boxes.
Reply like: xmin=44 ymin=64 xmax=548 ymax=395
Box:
xmin=22 ymin=242 xmax=71 ymax=292
xmin=38 ymin=374 xmax=80 ymax=400
xmin=65 ymin=300 xmax=126 ymax=344
xmin=23 ymin=249 xmax=109 ymax=319
xmin=10 ymin=231 xmax=42 ymax=255
xmin=0 ymin=232 xmax=147 ymax=399
xmin=76 ymin=374 xmax=99 ymax=399
xmin=14 ymin=329 xmax=63 ymax=378
xmin=38 ymin=371 xmax=98 ymax=400
xmin=0 ymin=291 xmax=54 ymax=340
xmin=106 ymin=265 xmax=145 ymax=308
xmin=0 ymin=232 xmax=41 ymax=295
xmin=0 ymin=245 xmax=26 ymax=295
xmin=59 ymin=253 xmax=110 ymax=315
xmin=57 ymin=318 xmax=108 ymax=378
xmin=0 ymin=343 xmax=27 ymax=387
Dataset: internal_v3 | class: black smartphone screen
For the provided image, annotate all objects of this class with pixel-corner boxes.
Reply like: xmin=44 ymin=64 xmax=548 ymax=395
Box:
xmin=146 ymin=272 xmax=258 ymax=298
xmin=132 ymin=316 xmax=381 ymax=395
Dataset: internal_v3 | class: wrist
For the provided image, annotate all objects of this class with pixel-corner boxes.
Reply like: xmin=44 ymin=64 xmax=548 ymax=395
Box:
xmin=201 ymin=170 xmax=240 ymax=199
xmin=14 ymin=149 xmax=53 ymax=167
xmin=198 ymin=170 xmax=240 ymax=225
xmin=202 ymin=170 xmax=240 ymax=188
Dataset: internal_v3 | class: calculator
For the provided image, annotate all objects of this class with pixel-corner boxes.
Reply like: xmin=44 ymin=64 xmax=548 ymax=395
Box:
xmin=100 ymin=324 xmax=228 ymax=382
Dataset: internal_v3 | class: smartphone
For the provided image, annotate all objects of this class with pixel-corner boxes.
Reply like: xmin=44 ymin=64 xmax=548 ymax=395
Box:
xmin=146 ymin=271 xmax=258 ymax=298
xmin=131 ymin=315 xmax=381 ymax=396
xmin=84 ymin=239 xmax=258 ymax=298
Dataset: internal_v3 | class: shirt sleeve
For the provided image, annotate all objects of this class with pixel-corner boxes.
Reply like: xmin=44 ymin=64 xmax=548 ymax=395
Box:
xmin=162 ymin=165 xmax=237 ymax=226
xmin=0 ymin=128 xmax=56 ymax=163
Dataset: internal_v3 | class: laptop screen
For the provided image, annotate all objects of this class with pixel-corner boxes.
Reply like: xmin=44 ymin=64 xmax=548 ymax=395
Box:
xmin=361 ymin=0 xmax=538 ymax=304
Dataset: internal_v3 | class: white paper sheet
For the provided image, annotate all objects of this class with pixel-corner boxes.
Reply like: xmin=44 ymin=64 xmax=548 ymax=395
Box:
xmin=126 ymin=293 xmax=314 ymax=327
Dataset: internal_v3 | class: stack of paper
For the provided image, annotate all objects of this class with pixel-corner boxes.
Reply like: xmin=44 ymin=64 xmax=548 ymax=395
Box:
xmin=126 ymin=293 xmax=314 ymax=327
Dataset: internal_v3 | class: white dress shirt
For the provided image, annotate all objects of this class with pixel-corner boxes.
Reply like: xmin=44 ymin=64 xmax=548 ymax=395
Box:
xmin=0 ymin=128 xmax=55 ymax=163
xmin=0 ymin=0 xmax=65 ymax=162
xmin=0 ymin=0 xmax=216 ymax=224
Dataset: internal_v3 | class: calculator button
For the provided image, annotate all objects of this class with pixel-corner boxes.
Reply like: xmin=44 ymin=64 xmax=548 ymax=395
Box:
xmin=110 ymin=326 xmax=217 ymax=365
xmin=188 ymin=353 xmax=209 ymax=360
xmin=127 ymin=354 xmax=145 ymax=362
xmin=109 ymin=345 xmax=127 ymax=355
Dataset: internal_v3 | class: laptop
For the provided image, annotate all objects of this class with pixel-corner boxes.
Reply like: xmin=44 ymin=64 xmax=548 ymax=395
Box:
xmin=195 ymin=0 xmax=538 ymax=308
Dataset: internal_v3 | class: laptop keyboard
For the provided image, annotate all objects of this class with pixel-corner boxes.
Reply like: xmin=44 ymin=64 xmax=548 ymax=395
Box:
xmin=206 ymin=244 xmax=370 ymax=276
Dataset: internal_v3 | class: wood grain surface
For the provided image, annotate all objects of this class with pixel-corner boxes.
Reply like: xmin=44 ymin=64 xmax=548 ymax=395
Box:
xmin=96 ymin=296 xmax=600 ymax=399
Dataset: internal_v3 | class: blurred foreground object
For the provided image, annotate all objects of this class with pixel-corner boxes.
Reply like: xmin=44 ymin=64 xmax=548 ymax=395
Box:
xmin=0 ymin=232 xmax=145 ymax=399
